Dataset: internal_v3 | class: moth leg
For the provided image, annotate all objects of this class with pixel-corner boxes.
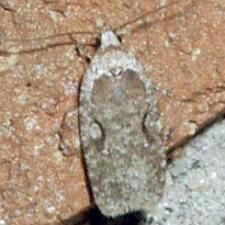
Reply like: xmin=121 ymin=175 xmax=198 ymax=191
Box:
xmin=75 ymin=43 xmax=95 ymax=64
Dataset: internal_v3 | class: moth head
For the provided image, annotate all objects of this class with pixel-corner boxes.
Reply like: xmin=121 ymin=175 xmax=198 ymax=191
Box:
xmin=100 ymin=30 xmax=121 ymax=49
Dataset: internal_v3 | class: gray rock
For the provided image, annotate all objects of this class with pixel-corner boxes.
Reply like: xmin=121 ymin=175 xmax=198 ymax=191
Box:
xmin=148 ymin=119 xmax=225 ymax=225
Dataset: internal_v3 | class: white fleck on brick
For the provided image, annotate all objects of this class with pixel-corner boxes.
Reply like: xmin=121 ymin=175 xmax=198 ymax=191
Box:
xmin=168 ymin=32 xmax=177 ymax=39
xmin=24 ymin=117 xmax=38 ymax=131
xmin=40 ymin=98 xmax=57 ymax=110
xmin=74 ymin=136 xmax=80 ymax=148
xmin=65 ymin=48 xmax=75 ymax=61
xmin=44 ymin=200 xmax=56 ymax=214
xmin=16 ymin=92 xmax=28 ymax=105
xmin=37 ymin=176 xmax=44 ymax=182
xmin=184 ymin=121 xmax=198 ymax=135
xmin=164 ymin=39 xmax=170 ymax=47
xmin=33 ymin=186 xmax=39 ymax=193
xmin=14 ymin=209 xmax=22 ymax=217
xmin=64 ymin=81 xmax=78 ymax=96
xmin=0 ymin=219 xmax=6 ymax=225
xmin=46 ymin=205 xmax=56 ymax=214
xmin=160 ymin=0 xmax=167 ymax=7
xmin=0 ymin=50 xmax=19 ymax=73
xmin=33 ymin=64 xmax=48 ymax=77
xmin=48 ymin=10 xmax=60 ymax=22
xmin=52 ymin=151 xmax=64 ymax=165
xmin=191 ymin=48 xmax=201 ymax=61
xmin=33 ymin=143 xmax=45 ymax=156
xmin=56 ymin=193 xmax=65 ymax=203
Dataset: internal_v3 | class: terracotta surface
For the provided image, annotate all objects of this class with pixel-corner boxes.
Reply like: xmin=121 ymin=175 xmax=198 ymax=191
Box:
xmin=0 ymin=0 xmax=224 ymax=224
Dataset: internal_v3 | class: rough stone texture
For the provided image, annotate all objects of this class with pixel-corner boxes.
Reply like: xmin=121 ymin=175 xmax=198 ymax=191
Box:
xmin=0 ymin=0 xmax=224 ymax=224
xmin=149 ymin=118 xmax=225 ymax=225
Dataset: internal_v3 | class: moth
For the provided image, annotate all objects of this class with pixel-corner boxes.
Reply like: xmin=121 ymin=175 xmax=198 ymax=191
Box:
xmin=79 ymin=30 xmax=165 ymax=217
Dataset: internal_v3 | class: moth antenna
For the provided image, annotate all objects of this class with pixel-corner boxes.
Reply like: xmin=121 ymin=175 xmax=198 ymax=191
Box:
xmin=113 ymin=0 xmax=189 ymax=35
xmin=3 ymin=30 xmax=99 ymax=44
xmin=0 ymin=39 xmax=98 ymax=56
xmin=0 ymin=41 xmax=70 ymax=56
xmin=0 ymin=30 xmax=100 ymax=56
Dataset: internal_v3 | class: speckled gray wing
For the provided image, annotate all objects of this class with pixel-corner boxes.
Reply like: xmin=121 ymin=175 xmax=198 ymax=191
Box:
xmin=79 ymin=33 xmax=165 ymax=217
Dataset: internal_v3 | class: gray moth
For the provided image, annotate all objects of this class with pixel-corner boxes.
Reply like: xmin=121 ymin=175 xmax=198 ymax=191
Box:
xmin=79 ymin=30 xmax=166 ymax=217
